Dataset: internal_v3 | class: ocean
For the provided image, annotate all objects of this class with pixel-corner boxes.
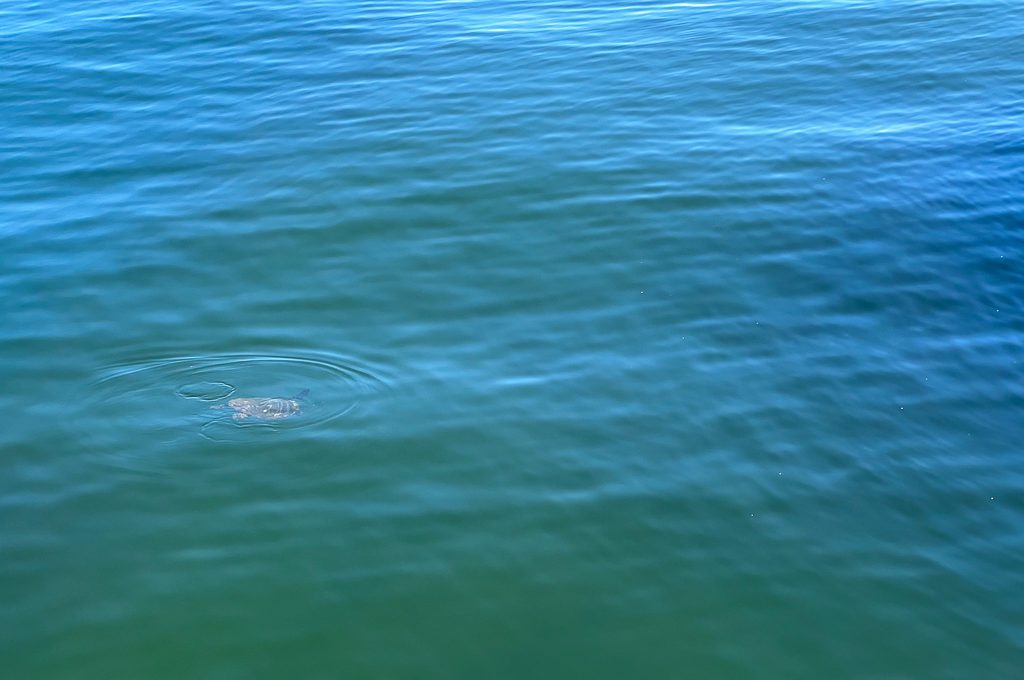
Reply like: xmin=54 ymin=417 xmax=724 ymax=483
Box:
xmin=2 ymin=1 xmax=1022 ymax=677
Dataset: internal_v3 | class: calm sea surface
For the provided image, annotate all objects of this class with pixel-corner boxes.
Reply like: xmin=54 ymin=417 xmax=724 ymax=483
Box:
xmin=2 ymin=0 xmax=1023 ymax=677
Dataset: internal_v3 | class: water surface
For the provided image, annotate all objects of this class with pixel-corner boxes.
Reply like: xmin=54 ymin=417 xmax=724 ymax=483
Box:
xmin=2 ymin=0 xmax=1023 ymax=677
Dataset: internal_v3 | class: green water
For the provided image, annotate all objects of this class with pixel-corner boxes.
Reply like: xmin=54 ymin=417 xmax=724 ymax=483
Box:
xmin=2 ymin=0 xmax=1023 ymax=677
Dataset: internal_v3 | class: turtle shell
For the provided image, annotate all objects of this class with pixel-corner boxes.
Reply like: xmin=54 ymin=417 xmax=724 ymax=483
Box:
xmin=224 ymin=397 xmax=301 ymax=421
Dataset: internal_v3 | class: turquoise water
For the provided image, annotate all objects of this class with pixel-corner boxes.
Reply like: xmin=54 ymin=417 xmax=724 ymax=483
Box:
xmin=3 ymin=0 xmax=1023 ymax=676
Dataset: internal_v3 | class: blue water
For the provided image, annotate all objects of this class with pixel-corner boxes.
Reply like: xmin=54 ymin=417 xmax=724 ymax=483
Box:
xmin=2 ymin=1 xmax=1023 ymax=677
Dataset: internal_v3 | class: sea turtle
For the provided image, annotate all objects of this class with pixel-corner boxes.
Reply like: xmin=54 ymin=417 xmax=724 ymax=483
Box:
xmin=211 ymin=389 xmax=309 ymax=422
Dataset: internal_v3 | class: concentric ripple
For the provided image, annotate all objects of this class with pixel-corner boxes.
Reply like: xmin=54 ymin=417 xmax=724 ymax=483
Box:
xmin=76 ymin=352 xmax=386 ymax=470
xmin=176 ymin=381 xmax=235 ymax=401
